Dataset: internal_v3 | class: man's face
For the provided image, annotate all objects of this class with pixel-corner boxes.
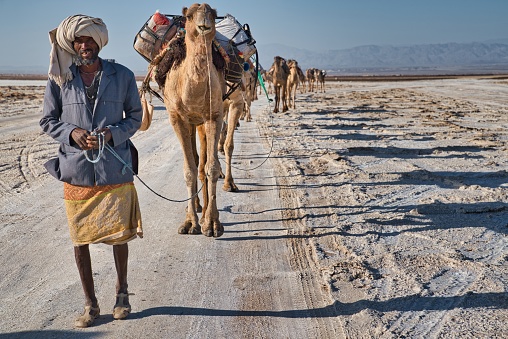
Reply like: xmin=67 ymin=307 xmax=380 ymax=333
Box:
xmin=73 ymin=36 xmax=99 ymax=66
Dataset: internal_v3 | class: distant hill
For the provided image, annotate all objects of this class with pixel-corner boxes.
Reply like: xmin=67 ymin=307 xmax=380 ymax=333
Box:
xmin=257 ymin=41 xmax=508 ymax=75
xmin=3 ymin=40 xmax=508 ymax=76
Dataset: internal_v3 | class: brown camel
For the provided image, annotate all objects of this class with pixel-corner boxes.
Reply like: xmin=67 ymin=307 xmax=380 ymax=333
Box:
xmin=306 ymin=68 xmax=316 ymax=92
xmin=218 ymin=81 xmax=244 ymax=192
xmin=163 ymin=3 xmax=225 ymax=237
xmin=286 ymin=59 xmax=299 ymax=109
xmin=240 ymin=67 xmax=256 ymax=122
xmin=297 ymin=65 xmax=306 ymax=93
xmin=315 ymin=69 xmax=326 ymax=93
xmin=258 ymin=69 xmax=273 ymax=96
xmin=269 ymin=56 xmax=289 ymax=113
xmin=218 ymin=62 xmax=260 ymax=192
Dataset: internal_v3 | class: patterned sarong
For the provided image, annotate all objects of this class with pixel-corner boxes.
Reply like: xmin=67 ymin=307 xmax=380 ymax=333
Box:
xmin=64 ymin=182 xmax=143 ymax=246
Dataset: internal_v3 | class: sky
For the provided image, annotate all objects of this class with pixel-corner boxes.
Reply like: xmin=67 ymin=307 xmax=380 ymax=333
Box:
xmin=1 ymin=0 xmax=507 ymax=73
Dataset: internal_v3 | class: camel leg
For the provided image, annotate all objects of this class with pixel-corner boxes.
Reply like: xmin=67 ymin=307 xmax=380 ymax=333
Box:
xmin=243 ymin=88 xmax=252 ymax=122
xmin=191 ymin=127 xmax=203 ymax=213
xmin=218 ymin=109 xmax=227 ymax=154
xmin=222 ymin=99 xmax=242 ymax=192
xmin=202 ymin=118 xmax=224 ymax=238
xmin=196 ymin=125 xmax=208 ymax=215
xmin=290 ymin=85 xmax=297 ymax=109
xmin=273 ymin=86 xmax=280 ymax=113
xmin=218 ymin=110 xmax=228 ymax=180
xmin=172 ymin=121 xmax=201 ymax=235
xmin=286 ymin=86 xmax=292 ymax=109
xmin=282 ymin=85 xmax=289 ymax=112
xmin=244 ymin=104 xmax=252 ymax=122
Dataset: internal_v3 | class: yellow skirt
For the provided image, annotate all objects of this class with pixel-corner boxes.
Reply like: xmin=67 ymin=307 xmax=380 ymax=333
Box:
xmin=64 ymin=182 xmax=143 ymax=246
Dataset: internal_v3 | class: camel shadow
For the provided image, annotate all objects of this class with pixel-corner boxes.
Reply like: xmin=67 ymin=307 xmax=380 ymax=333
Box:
xmin=123 ymin=291 xmax=506 ymax=320
xmin=360 ymin=169 xmax=508 ymax=189
xmin=220 ymin=199 xmax=508 ymax=238
xmin=346 ymin=145 xmax=489 ymax=159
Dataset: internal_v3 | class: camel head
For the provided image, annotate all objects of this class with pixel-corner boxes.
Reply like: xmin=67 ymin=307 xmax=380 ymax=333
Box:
xmin=274 ymin=56 xmax=284 ymax=65
xmin=273 ymin=56 xmax=290 ymax=76
xmin=183 ymin=3 xmax=217 ymax=39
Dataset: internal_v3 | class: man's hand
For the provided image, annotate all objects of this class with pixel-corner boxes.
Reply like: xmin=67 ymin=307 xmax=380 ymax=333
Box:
xmin=71 ymin=128 xmax=92 ymax=150
xmin=86 ymin=128 xmax=112 ymax=149
xmin=71 ymin=128 xmax=112 ymax=150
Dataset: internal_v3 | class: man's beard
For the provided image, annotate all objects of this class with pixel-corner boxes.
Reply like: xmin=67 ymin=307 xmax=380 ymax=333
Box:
xmin=74 ymin=50 xmax=99 ymax=66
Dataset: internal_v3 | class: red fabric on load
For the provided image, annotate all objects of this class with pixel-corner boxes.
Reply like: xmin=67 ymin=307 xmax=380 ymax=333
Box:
xmin=152 ymin=11 xmax=169 ymax=29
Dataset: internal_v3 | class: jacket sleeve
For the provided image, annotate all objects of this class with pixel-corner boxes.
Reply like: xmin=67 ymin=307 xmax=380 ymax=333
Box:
xmin=39 ymin=79 xmax=78 ymax=146
xmin=108 ymin=72 xmax=142 ymax=147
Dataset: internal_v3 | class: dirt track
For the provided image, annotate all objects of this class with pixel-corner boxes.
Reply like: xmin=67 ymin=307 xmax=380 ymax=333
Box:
xmin=0 ymin=78 xmax=507 ymax=338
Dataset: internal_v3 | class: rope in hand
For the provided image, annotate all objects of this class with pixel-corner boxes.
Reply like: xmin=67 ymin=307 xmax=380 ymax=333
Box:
xmin=83 ymin=130 xmax=105 ymax=163
xmin=83 ymin=131 xmax=202 ymax=203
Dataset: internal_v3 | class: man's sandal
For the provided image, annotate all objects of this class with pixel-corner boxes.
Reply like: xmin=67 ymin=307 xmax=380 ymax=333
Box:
xmin=74 ymin=305 xmax=100 ymax=328
xmin=113 ymin=293 xmax=131 ymax=320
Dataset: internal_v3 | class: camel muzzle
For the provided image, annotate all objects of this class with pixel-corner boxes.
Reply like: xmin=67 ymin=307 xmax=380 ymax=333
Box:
xmin=197 ymin=25 xmax=212 ymax=34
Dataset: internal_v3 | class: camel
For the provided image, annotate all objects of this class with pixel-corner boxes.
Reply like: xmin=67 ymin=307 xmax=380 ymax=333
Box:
xmin=259 ymin=69 xmax=273 ymax=96
xmin=315 ymin=69 xmax=326 ymax=93
xmin=306 ymin=68 xmax=316 ymax=92
xmin=286 ymin=59 xmax=299 ymax=109
xmin=249 ymin=67 xmax=258 ymax=102
xmin=163 ymin=3 xmax=225 ymax=238
xmin=297 ymin=65 xmax=306 ymax=93
xmin=240 ymin=70 xmax=252 ymax=122
xmin=269 ymin=56 xmax=289 ymax=113
xmin=218 ymin=80 xmax=245 ymax=192
xmin=218 ymin=63 xmax=257 ymax=192
xmin=240 ymin=66 xmax=256 ymax=122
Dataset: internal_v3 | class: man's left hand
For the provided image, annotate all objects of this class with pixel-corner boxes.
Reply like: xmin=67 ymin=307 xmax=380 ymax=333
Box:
xmin=86 ymin=128 xmax=112 ymax=149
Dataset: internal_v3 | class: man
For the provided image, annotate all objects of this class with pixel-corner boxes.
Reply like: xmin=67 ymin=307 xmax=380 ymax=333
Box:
xmin=40 ymin=15 xmax=143 ymax=328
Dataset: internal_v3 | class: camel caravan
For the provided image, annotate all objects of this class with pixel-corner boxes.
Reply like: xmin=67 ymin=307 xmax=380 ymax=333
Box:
xmin=263 ymin=57 xmax=327 ymax=112
xmin=132 ymin=3 xmax=328 ymax=237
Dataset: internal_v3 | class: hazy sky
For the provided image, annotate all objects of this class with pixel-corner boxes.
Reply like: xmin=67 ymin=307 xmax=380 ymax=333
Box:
xmin=1 ymin=0 xmax=507 ymax=73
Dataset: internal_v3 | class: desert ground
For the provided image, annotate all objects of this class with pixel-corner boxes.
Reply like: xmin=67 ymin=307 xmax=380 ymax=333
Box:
xmin=0 ymin=76 xmax=507 ymax=338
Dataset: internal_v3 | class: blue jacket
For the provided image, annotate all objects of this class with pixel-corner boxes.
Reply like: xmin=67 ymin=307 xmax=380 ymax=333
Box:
xmin=40 ymin=58 xmax=142 ymax=186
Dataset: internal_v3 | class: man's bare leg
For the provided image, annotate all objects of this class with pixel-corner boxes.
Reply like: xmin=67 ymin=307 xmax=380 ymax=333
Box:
xmin=74 ymin=245 xmax=98 ymax=307
xmin=113 ymin=243 xmax=131 ymax=319
xmin=113 ymin=243 xmax=128 ymax=294
xmin=74 ymin=245 xmax=100 ymax=327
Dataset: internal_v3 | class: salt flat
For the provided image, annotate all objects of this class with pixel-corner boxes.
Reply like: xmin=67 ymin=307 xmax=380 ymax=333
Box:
xmin=0 ymin=77 xmax=506 ymax=338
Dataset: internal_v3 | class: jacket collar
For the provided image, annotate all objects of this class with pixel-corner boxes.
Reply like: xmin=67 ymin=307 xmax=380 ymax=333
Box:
xmin=70 ymin=58 xmax=116 ymax=109
xmin=96 ymin=58 xmax=115 ymax=103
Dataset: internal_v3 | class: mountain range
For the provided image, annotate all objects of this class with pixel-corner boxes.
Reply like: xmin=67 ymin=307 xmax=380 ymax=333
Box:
xmin=2 ymin=40 xmax=508 ymax=76
xmin=256 ymin=39 xmax=508 ymax=75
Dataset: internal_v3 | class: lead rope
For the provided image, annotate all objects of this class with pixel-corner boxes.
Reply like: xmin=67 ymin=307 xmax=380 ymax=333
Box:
xmin=83 ymin=132 xmax=202 ymax=203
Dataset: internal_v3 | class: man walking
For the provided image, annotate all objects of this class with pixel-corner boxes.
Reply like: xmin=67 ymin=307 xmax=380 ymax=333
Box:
xmin=40 ymin=14 xmax=143 ymax=328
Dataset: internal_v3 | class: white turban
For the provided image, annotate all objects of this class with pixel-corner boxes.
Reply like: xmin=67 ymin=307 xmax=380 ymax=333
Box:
xmin=48 ymin=15 xmax=108 ymax=87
